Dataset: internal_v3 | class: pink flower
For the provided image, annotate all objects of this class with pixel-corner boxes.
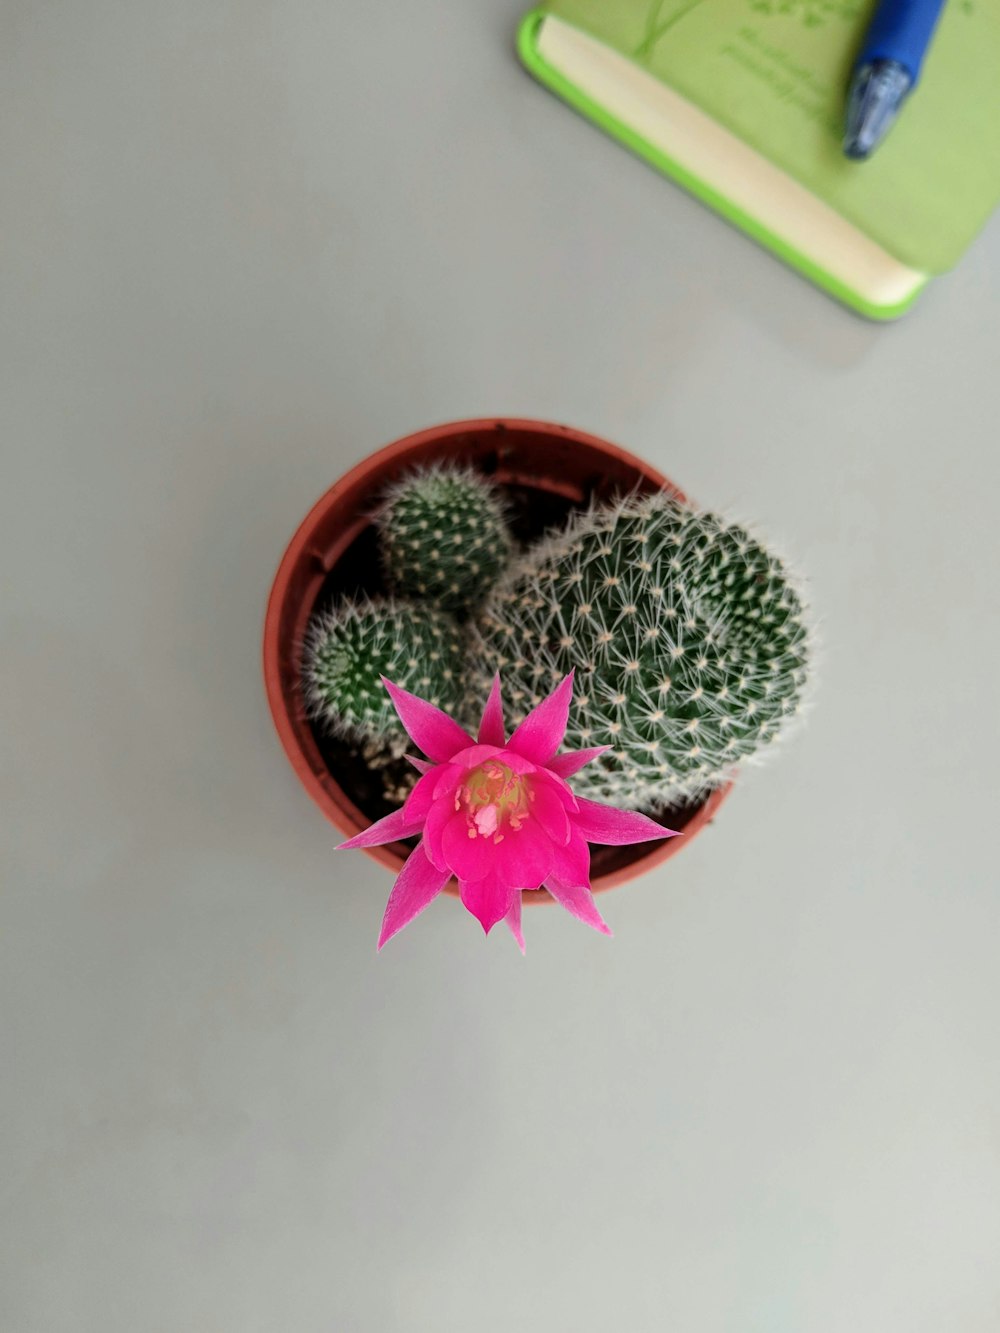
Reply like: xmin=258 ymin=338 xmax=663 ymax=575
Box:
xmin=339 ymin=672 xmax=678 ymax=951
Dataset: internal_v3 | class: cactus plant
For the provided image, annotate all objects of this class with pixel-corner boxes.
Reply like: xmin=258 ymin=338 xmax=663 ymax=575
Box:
xmin=304 ymin=597 xmax=465 ymax=744
xmin=466 ymin=492 xmax=811 ymax=808
xmin=375 ymin=463 xmax=512 ymax=612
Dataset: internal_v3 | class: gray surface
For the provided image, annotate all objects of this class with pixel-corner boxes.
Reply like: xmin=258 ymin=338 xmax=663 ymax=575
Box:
xmin=3 ymin=2 xmax=1000 ymax=1330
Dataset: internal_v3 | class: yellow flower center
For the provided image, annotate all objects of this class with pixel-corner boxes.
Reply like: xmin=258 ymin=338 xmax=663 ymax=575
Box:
xmin=456 ymin=762 xmax=533 ymax=842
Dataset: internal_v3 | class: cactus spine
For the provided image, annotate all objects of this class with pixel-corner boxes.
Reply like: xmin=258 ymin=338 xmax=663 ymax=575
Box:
xmin=375 ymin=463 xmax=512 ymax=612
xmin=467 ymin=493 xmax=810 ymax=808
xmin=305 ymin=598 xmax=464 ymax=744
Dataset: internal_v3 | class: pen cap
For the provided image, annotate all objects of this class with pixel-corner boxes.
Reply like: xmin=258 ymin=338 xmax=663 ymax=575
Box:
xmin=858 ymin=0 xmax=949 ymax=83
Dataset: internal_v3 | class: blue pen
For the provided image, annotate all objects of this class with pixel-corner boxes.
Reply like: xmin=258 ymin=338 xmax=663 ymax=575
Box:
xmin=844 ymin=0 xmax=948 ymax=160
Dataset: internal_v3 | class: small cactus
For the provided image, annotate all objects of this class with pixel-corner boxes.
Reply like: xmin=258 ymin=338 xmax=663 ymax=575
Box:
xmin=304 ymin=597 xmax=464 ymax=744
xmin=375 ymin=463 xmax=512 ymax=612
xmin=467 ymin=493 xmax=811 ymax=808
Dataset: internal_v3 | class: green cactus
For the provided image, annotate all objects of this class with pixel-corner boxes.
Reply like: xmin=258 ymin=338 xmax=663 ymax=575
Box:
xmin=375 ymin=463 xmax=512 ymax=612
xmin=304 ymin=597 xmax=465 ymax=744
xmin=467 ymin=493 xmax=811 ymax=808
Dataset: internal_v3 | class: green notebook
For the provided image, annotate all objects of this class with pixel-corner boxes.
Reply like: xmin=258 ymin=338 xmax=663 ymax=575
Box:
xmin=518 ymin=1 xmax=1000 ymax=319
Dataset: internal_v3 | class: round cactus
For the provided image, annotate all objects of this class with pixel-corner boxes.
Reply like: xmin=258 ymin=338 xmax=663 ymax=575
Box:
xmin=466 ymin=493 xmax=811 ymax=808
xmin=375 ymin=463 xmax=512 ymax=612
xmin=304 ymin=597 xmax=465 ymax=744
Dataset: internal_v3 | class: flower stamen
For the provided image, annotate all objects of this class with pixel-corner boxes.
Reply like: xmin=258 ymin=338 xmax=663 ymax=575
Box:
xmin=458 ymin=761 xmax=532 ymax=839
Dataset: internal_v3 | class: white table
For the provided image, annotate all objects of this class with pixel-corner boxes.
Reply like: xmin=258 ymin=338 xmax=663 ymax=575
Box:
xmin=4 ymin=3 xmax=999 ymax=1330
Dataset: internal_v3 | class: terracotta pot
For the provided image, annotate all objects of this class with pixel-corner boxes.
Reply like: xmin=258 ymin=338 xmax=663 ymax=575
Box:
xmin=263 ymin=418 xmax=732 ymax=895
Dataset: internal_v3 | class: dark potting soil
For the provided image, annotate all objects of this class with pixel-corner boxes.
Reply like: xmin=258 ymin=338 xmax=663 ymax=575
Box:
xmin=307 ymin=483 xmax=707 ymax=877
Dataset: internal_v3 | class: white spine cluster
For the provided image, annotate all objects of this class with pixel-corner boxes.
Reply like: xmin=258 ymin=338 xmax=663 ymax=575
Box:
xmin=467 ymin=492 xmax=812 ymax=808
xmin=375 ymin=462 xmax=512 ymax=611
xmin=304 ymin=596 xmax=464 ymax=743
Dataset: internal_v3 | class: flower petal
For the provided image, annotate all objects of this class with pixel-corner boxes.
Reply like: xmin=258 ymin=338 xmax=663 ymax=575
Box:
xmin=549 ymin=829 xmax=591 ymax=888
xmin=545 ymin=877 xmax=612 ymax=936
xmin=448 ymin=743 xmax=506 ymax=769
xmin=532 ymin=765 xmax=579 ymax=813
xmin=402 ymin=767 xmax=444 ymax=822
xmin=432 ymin=763 xmax=465 ymax=800
xmin=492 ymin=818 xmax=556 ymax=890
xmin=505 ymin=890 xmax=526 ymax=954
xmin=423 ymin=790 xmax=460 ymax=870
xmin=444 ymin=744 xmax=538 ymax=776
xmin=572 ymin=797 xmax=677 ymax=846
xmin=528 ymin=778 xmax=571 ymax=846
xmin=381 ymin=677 xmax=474 ymax=762
xmin=377 ymin=842 xmax=451 ymax=949
xmin=460 ymin=873 xmax=516 ymax=935
xmin=478 ymin=674 xmax=506 ymax=747
xmin=450 ymin=746 xmax=536 ymax=778
xmin=338 ymin=805 xmax=425 ymax=850
xmin=507 ymin=671 xmax=575 ymax=764
xmin=546 ymin=745 xmax=612 ymax=779
xmin=441 ymin=813 xmax=495 ymax=882
xmin=492 ymin=749 xmax=537 ymax=776
xmin=407 ymin=754 xmax=433 ymax=774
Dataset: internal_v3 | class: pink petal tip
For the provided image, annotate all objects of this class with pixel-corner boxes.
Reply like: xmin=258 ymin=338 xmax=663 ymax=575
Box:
xmin=508 ymin=671 xmax=575 ymax=765
xmin=477 ymin=673 xmax=506 ymax=747
xmin=381 ymin=677 xmax=474 ymax=763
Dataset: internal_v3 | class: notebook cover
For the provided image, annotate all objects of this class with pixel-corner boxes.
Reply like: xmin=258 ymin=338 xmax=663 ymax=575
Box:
xmin=519 ymin=8 xmax=925 ymax=319
xmin=530 ymin=0 xmax=1000 ymax=275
